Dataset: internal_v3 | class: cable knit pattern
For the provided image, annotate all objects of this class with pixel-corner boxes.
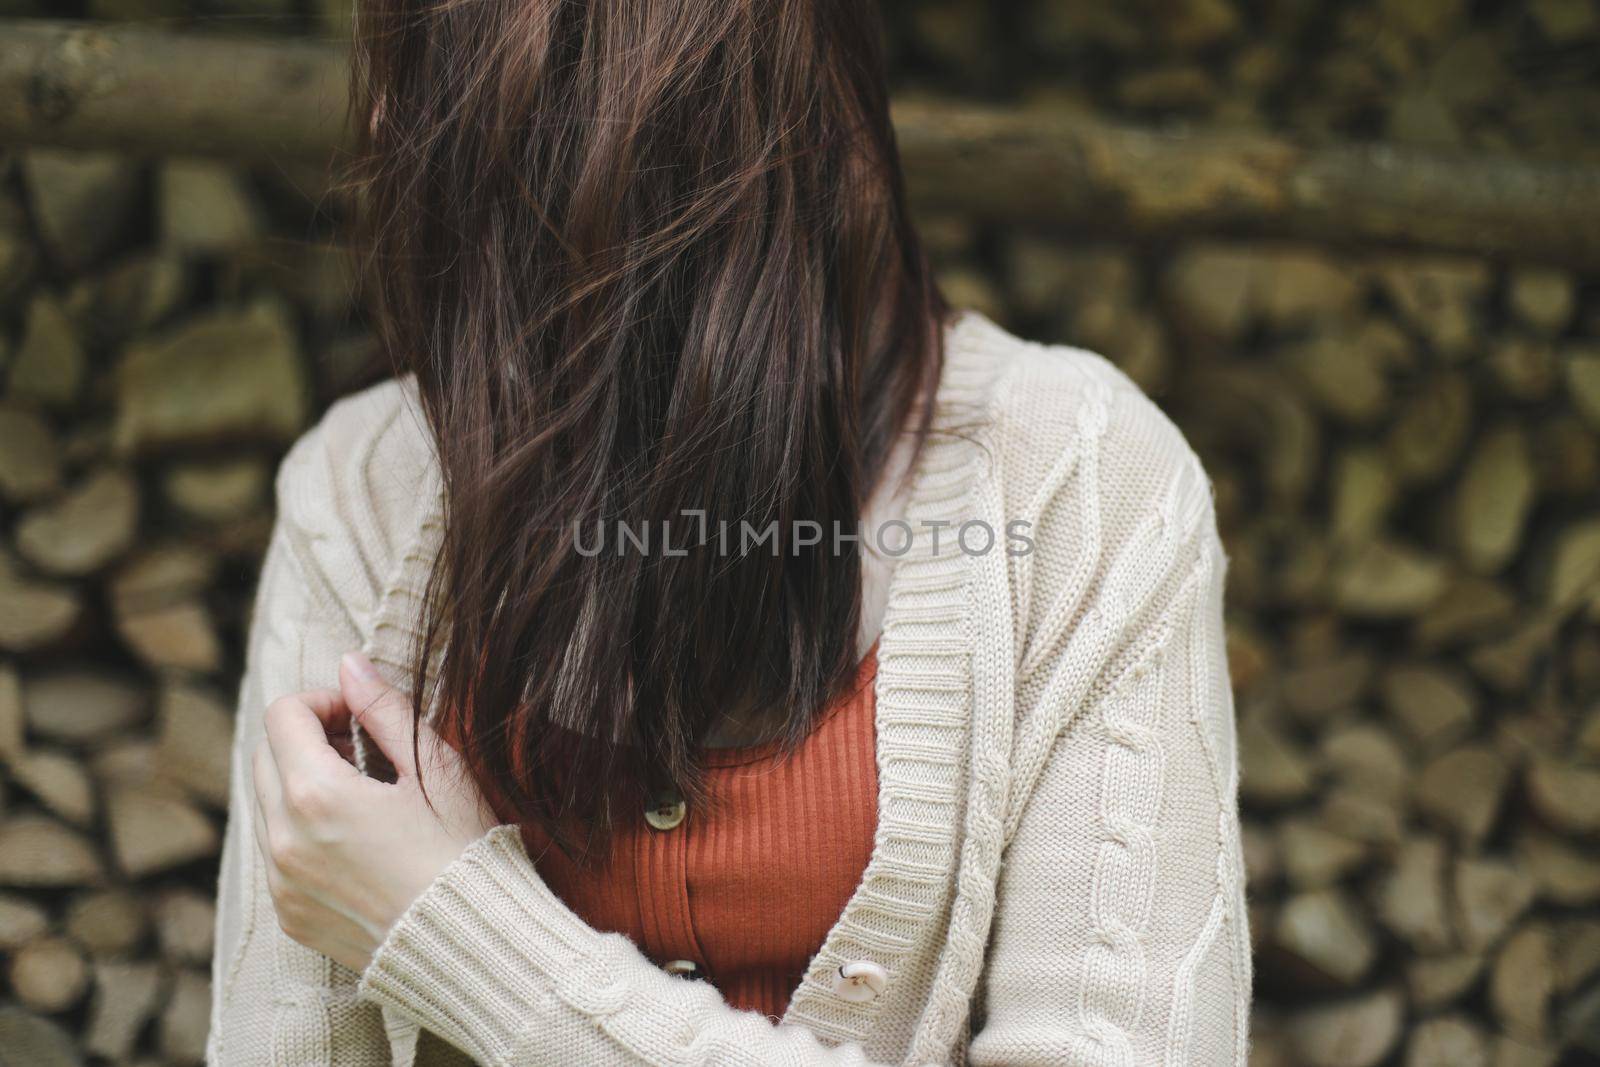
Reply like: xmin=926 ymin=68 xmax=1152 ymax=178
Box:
xmin=208 ymin=311 xmax=1251 ymax=1066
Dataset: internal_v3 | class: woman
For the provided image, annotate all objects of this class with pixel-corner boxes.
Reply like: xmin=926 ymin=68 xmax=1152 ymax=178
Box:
xmin=208 ymin=2 xmax=1250 ymax=1064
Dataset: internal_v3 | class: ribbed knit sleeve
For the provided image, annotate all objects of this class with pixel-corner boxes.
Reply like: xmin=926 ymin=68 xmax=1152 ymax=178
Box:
xmin=361 ymin=827 xmax=894 ymax=1066
xmin=208 ymin=381 xmax=439 ymax=1067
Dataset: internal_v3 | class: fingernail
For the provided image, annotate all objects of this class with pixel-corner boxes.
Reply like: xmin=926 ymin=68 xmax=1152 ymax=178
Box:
xmin=342 ymin=651 xmax=381 ymax=684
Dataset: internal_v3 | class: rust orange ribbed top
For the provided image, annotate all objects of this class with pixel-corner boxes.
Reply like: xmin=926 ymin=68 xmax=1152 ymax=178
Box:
xmin=518 ymin=647 xmax=880 ymax=1019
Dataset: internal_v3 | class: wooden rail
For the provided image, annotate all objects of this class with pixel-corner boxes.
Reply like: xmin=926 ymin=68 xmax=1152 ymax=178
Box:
xmin=4 ymin=19 xmax=1599 ymax=267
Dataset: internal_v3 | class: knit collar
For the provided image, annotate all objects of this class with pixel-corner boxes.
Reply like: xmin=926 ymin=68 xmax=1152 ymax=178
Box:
xmin=779 ymin=308 xmax=1011 ymax=1048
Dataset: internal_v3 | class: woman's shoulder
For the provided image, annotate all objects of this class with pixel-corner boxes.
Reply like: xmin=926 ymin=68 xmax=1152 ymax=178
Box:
xmin=272 ymin=375 xmax=440 ymax=587
xmin=956 ymin=316 xmax=1230 ymax=761
xmin=950 ymin=312 xmax=1217 ymax=553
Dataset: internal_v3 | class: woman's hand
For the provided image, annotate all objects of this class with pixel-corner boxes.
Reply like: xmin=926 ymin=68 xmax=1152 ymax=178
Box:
xmin=251 ymin=652 xmax=499 ymax=973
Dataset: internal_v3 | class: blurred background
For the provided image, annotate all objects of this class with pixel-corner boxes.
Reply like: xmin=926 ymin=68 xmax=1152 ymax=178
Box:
xmin=0 ymin=1 xmax=1598 ymax=1065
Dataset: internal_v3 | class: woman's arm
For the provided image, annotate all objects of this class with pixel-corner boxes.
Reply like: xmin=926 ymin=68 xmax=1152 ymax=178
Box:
xmin=970 ymin=518 xmax=1251 ymax=1066
xmin=209 ymin=384 xmax=440 ymax=1066
xmin=209 ymin=450 xmax=392 ymax=1065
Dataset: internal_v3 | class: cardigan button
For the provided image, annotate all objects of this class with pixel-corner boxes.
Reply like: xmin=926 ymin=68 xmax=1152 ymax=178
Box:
xmin=832 ymin=960 xmax=888 ymax=1003
xmin=663 ymin=959 xmax=702 ymax=979
xmin=645 ymin=791 xmax=687 ymax=831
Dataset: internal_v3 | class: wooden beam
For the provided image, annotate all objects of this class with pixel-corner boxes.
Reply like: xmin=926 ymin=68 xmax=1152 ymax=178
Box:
xmin=4 ymin=19 xmax=1598 ymax=268
xmin=0 ymin=20 xmax=349 ymax=163
xmin=892 ymin=101 xmax=1600 ymax=268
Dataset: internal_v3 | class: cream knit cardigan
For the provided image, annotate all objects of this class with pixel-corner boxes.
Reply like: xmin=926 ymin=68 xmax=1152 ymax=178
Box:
xmin=208 ymin=311 xmax=1251 ymax=1067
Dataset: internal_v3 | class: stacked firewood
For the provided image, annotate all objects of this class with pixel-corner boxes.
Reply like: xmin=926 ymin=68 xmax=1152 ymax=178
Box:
xmin=0 ymin=0 xmax=1597 ymax=1064
xmin=0 ymin=151 xmax=363 ymax=1066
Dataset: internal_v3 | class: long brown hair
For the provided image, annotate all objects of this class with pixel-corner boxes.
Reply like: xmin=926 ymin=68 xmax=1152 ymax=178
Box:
xmin=350 ymin=0 xmax=945 ymax=855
